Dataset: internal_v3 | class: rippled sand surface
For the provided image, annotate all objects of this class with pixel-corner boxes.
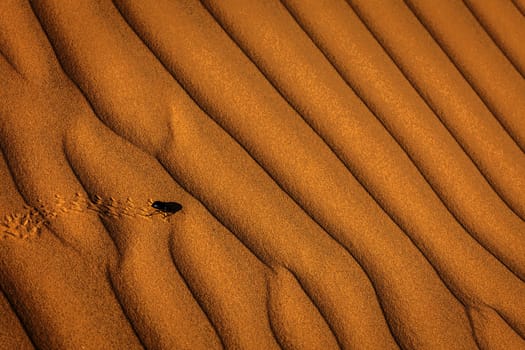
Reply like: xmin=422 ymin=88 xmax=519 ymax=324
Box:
xmin=0 ymin=1 xmax=524 ymax=349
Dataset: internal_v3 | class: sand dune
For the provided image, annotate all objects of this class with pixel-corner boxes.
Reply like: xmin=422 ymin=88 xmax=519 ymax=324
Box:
xmin=0 ymin=0 xmax=524 ymax=349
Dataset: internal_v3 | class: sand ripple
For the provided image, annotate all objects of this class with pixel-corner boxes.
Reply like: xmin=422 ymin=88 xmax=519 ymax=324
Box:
xmin=0 ymin=0 xmax=524 ymax=349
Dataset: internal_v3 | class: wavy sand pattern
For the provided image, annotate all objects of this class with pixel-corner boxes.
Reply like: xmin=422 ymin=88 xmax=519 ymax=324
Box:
xmin=0 ymin=0 xmax=524 ymax=349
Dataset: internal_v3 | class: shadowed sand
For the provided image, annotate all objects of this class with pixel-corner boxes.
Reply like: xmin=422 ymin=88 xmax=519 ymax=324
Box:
xmin=0 ymin=0 xmax=524 ymax=349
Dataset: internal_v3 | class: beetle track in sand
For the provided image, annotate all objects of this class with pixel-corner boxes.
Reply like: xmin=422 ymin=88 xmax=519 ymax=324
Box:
xmin=0 ymin=193 xmax=167 ymax=240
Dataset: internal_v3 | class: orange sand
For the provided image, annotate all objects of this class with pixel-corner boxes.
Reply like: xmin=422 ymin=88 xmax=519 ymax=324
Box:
xmin=0 ymin=0 xmax=524 ymax=349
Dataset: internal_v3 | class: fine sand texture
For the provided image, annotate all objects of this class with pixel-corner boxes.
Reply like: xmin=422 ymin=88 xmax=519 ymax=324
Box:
xmin=0 ymin=0 xmax=524 ymax=349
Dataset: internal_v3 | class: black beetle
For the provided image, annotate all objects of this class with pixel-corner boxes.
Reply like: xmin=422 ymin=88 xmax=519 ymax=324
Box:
xmin=151 ymin=201 xmax=183 ymax=214
xmin=148 ymin=201 xmax=183 ymax=218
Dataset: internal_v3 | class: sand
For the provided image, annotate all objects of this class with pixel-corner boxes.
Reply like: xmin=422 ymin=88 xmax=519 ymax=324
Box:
xmin=0 ymin=0 xmax=524 ymax=349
